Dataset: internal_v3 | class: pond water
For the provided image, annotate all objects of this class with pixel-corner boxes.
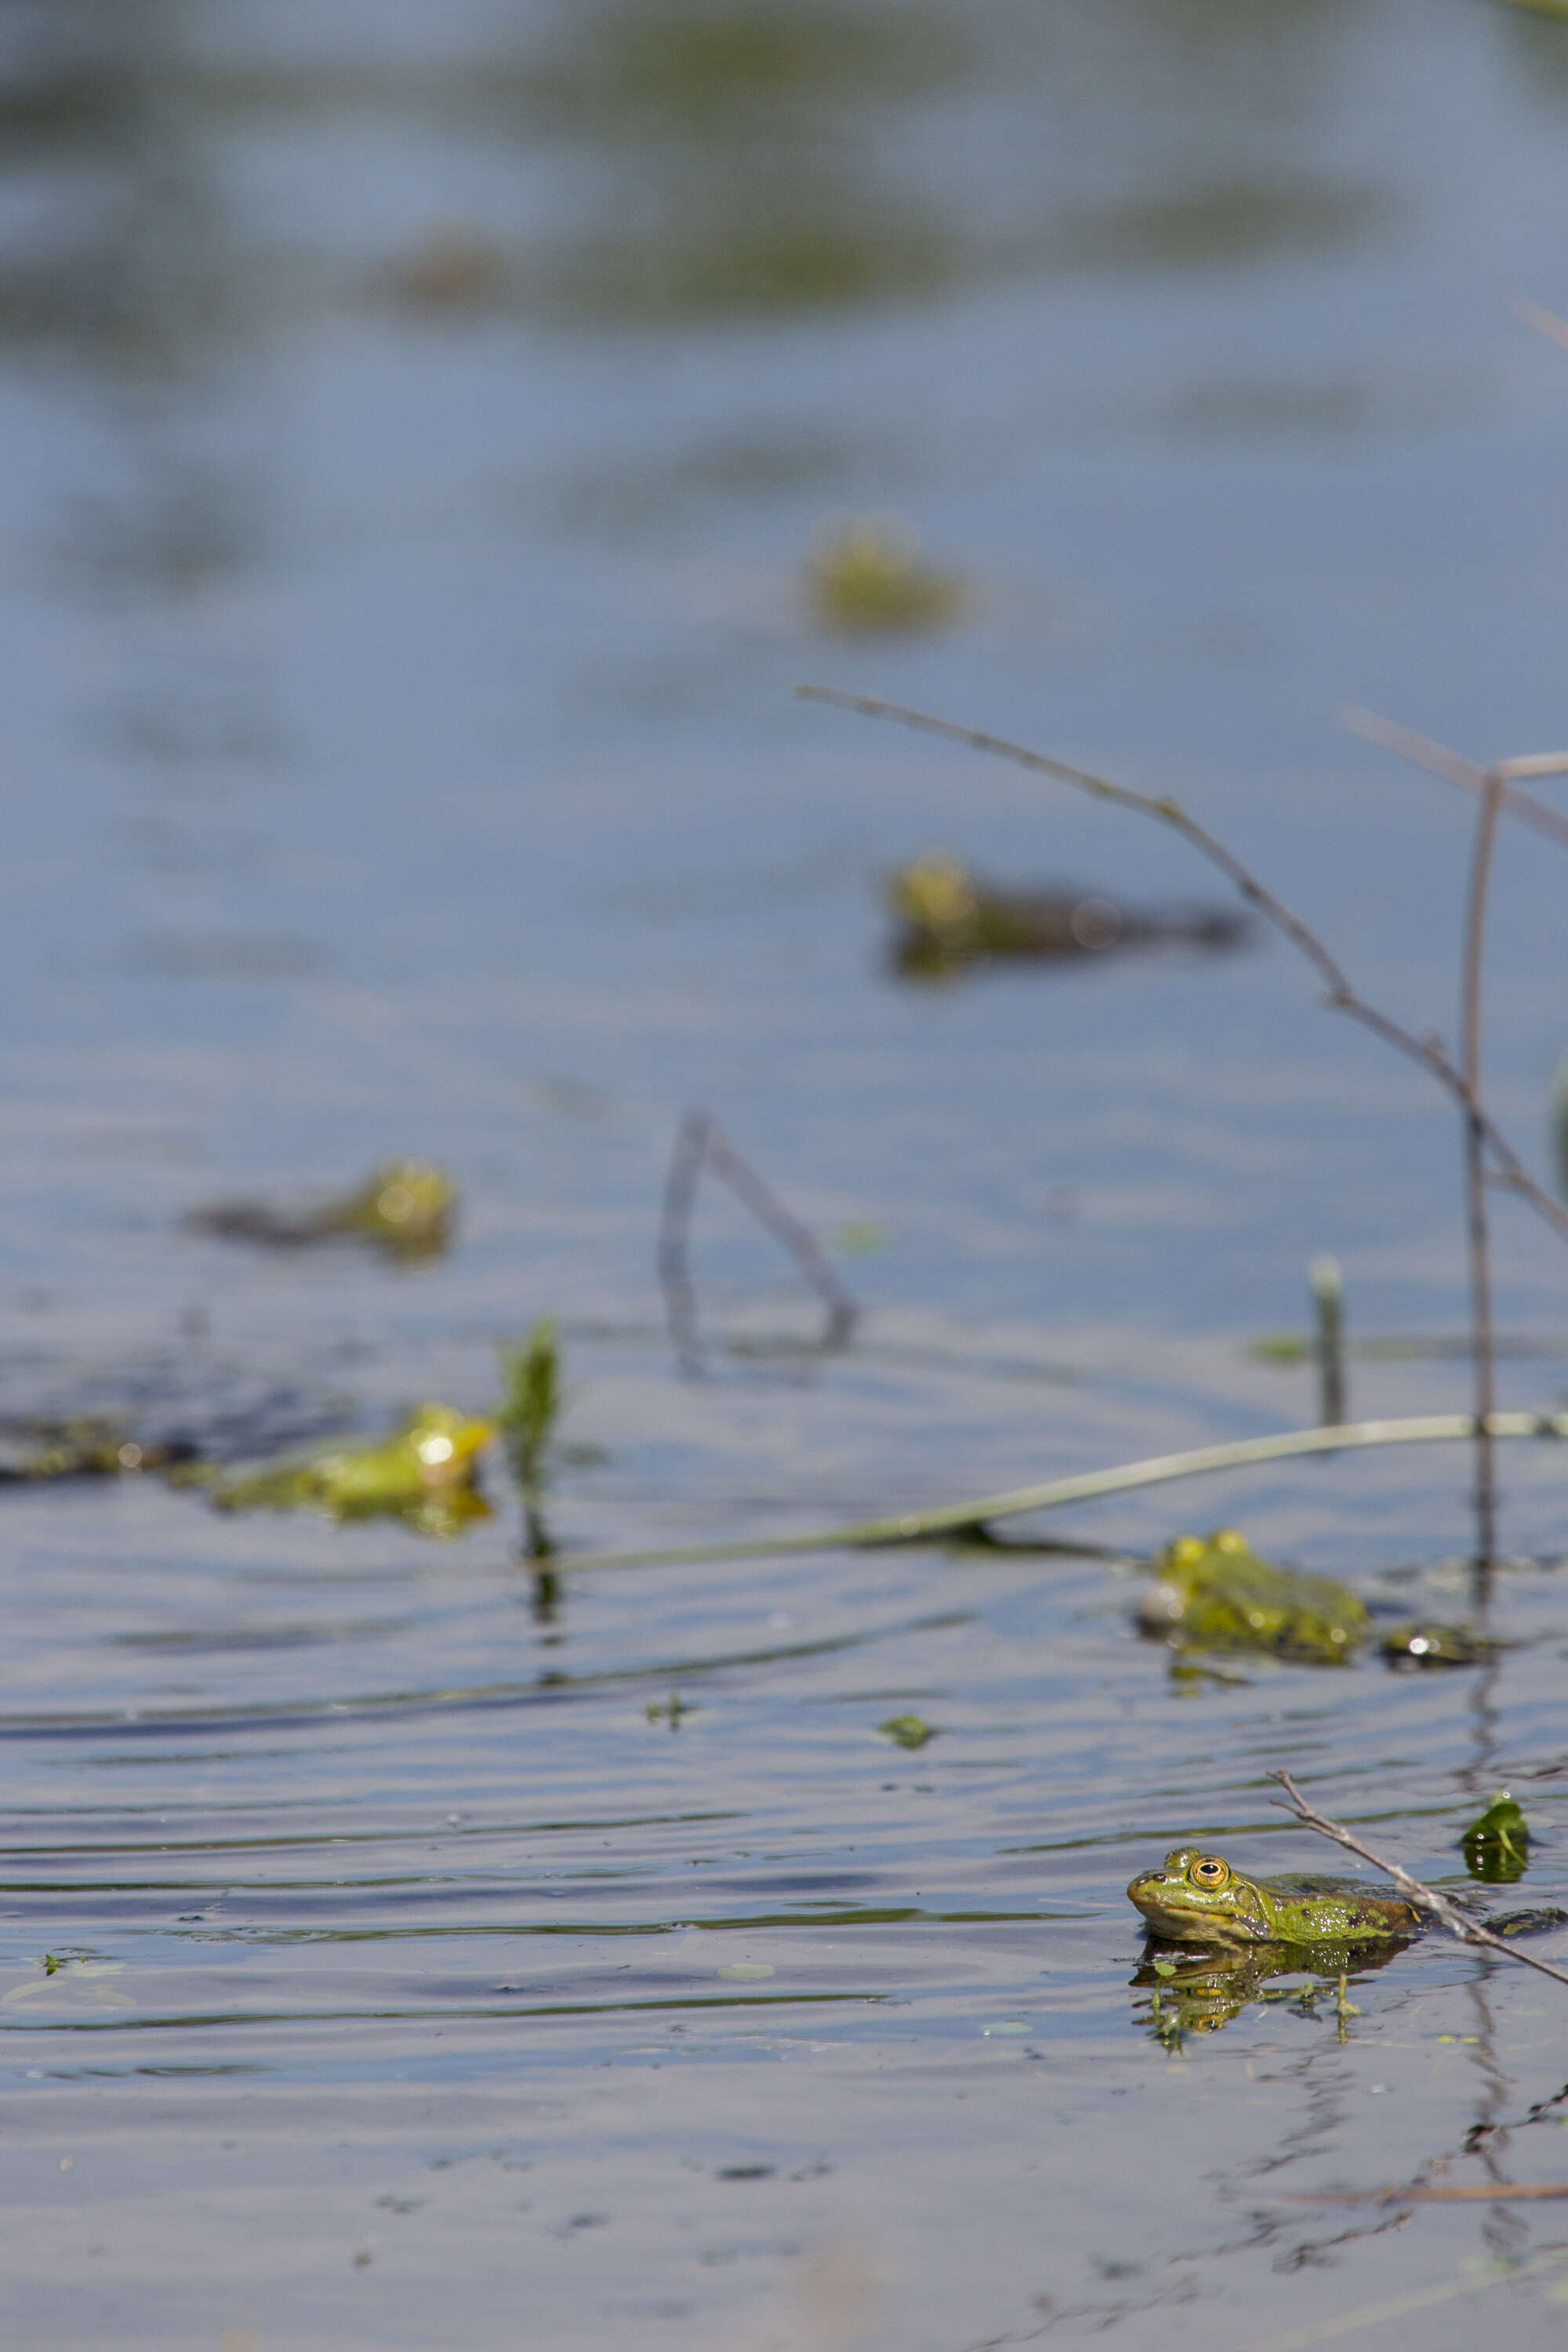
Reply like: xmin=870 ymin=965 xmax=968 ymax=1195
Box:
xmin=6 ymin=1 xmax=1568 ymax=2345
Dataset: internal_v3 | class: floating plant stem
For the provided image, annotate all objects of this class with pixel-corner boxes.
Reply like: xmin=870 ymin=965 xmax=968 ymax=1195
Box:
xmin=558 ymin=1409 xmax=1568 ymax=1573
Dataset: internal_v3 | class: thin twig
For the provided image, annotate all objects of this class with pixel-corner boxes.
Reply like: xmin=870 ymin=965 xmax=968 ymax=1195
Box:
xmin=1462 ymin=770 xmax=1505 ymax=1569
xmin=657 ymin=1109 xmax=858 ymax=1371
xmin=796 ymin=686 xmax=1568 ymax=1249
xmin=702 ymin=1125 xmax=858 ymax=1346
xmin=557 ymin=1409 xmax=1568 ymax=1573
xmin=1269 ymin=1769 xmax=1568 ymax=1990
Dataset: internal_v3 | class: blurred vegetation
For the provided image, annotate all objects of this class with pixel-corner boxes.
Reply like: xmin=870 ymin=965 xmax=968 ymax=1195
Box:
xmin=808 ymin=517 xmax=963 ymax=633
xmin=497 ymin=1317 xmax=564 ymax=1560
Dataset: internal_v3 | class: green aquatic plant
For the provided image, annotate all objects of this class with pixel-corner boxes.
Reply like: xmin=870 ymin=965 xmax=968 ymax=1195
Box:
xmin=646 ymin=1693 xmax=693 ymax=1727
xmin=807 ymin=517 xmax=962 ymax=633
xmin=497 ymin=1317 xmax=564 ymax=1559
xmin=878 ymin=1712 xmax=935 ymax=1749
xmin=208 ymin=1402 xmax=493 ymax=1536
xmin=1137 ymin=1528 xmax=1367 ymax=1664
xmin=1462 ymin=1791 xmax=1531 ymax=1883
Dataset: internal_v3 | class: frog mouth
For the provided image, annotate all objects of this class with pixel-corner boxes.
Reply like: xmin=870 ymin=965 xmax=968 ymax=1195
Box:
xmin=1126 ymin=1872 xmax=1262 ymax=1946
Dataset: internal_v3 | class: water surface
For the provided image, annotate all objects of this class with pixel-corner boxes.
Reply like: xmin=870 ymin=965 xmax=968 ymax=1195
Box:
xmin=5 ymin=2 xmax=1568 ymax=2345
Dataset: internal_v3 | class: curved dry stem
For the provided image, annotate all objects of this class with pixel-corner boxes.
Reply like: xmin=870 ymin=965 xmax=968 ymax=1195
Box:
xmin=557 ymin=1410 xmax=1568 ymax=1573
xmin=1344 ymin=709 xmax=1568 ymax=851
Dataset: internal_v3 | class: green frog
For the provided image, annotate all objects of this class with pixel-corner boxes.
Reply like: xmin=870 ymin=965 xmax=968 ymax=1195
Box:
xmin=887 ymin=855 xmax=1245 ymax=978
xmin=1138 ymin=1528 xmax=1367 ymax=1664
xmin=209 ymin=1402 xmax=493 ymax=1535
xmin=808 ymin=518 xmax=964 ymax=634
xmin=1127 ymin=1847 xmax=1421 ymax=1947
xmin=186 ymin=1159 xmax=456 ymax=1261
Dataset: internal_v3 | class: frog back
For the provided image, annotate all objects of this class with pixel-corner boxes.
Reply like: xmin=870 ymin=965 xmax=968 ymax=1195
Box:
xmin=1256 ymin=1872 xmax=1421 ymax=1942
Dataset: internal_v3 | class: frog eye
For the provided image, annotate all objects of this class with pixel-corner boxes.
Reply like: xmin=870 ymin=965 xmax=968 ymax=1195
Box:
xmin=1189 ymin=1856 xmax=1232 ymax=1890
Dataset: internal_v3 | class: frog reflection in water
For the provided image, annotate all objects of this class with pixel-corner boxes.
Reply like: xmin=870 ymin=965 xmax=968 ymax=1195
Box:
xmin=1130 ymin=1938 xmax=1406 ymax=2038
xmin=209 ymin=1403 xmax=493 ymax=1535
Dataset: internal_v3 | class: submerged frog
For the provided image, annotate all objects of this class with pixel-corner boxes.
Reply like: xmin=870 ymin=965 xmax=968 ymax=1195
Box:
xmin=1138 ymin=1528 xmax=1367 ymax=1664
xmin=807 ymin=517 xmax=963 ymax=634
xmin=0 ymin=1417 xmax=193 ymax=1483
xmin=209 ymin=1402 xmax=493 ymax=1535
xmin=888 ymin=854 xmax=1245 ymax=980
xmin=186 ymin=1159 xmax=456 ymax=1261
xmin=1127 ymin=1847 xmax=1421 ymax=1947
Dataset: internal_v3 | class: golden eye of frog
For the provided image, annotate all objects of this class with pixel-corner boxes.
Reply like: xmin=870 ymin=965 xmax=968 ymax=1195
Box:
xmin=1127 ymin=1847 xmax=1421 ymax=1947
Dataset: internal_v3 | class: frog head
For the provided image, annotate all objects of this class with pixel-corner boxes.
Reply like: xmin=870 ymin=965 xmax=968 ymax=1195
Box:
xmin=1126 ymin=1847 xmax=1271 ymax=1944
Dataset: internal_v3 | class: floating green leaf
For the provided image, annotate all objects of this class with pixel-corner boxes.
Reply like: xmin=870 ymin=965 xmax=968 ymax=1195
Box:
xmin=1461 ymin=1791 xmax=1530 ymax=1884
xmin=878 ymin=1712 xmax=935 ymax=1749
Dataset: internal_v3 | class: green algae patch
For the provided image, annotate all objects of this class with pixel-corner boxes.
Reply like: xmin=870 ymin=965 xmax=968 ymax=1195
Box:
xmin=1137 ymin=1528 xmax=1367 ymax=1664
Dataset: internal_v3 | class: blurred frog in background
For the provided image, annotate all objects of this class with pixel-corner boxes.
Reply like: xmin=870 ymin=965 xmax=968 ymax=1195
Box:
xmin=887 ymin=852 xmax=1245 ymax=979
xmin=185 ymin=1159 xmax=456 ymax=1261
xmin=208 ymin=1402 xmax=493 ymax=1535
xmin=1138 ymin=1528 xmax=1367 ymax=1664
